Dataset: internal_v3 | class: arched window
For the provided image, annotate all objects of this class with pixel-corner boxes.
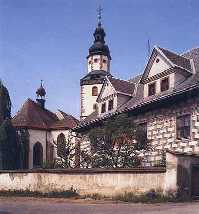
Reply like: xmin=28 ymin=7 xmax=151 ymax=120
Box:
xmin=57 ymin=133 xmax=66 ymax=158
xmin=33 ymin=142 xmax=43 ymax=168
xmin=92 ymin=86 xmax=98 ymax=96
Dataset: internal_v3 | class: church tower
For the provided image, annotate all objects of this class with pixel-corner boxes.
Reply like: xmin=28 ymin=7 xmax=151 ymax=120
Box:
xmin=80 ymin=7 xmax=111 ymax=120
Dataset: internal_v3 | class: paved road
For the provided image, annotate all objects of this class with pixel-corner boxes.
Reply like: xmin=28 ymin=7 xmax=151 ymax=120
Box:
xmin=0 ymin=197 xmax=199 ymax=214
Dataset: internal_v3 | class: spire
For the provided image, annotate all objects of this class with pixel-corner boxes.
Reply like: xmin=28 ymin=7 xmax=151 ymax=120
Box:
xmin=87 ymin=6 xmax=111 ymax=60
xmin=36 ymin=80 xmax=46 ymax=108
xmin=97 ymin=5 xmax=103 ymax=27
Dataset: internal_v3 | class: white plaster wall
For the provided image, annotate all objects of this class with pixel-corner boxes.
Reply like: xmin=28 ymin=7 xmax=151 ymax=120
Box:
xmin=0 ymin=171 xmax=165 ymax=196
xmin=87 ymin=55 xmax=110 ymax=73
xmin=148 ymin=54 xmax=171 ymax=77
xmin=81 ymin=84 xmax=102 ymax=118
xmin=100 ymin=81 xmax=115 ymax=100
xmin=28 ymin=129 xmax=48 ymax=169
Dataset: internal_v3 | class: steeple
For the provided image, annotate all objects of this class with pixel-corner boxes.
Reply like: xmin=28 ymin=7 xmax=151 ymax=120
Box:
xmin=87 ymin=6 xmax=111 ymax=73
xmin=36 ymin=80 xmax=46 ymax=108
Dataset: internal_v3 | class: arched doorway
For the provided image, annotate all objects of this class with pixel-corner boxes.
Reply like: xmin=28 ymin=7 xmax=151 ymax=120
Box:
xmin=33 ymin=142 xmax=43 ymax=168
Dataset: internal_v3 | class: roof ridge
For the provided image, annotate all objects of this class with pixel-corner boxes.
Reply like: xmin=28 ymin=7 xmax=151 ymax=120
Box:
xmin=181 ymin=47 xmax=199 ymax=56
xmin=109 ymin=76 xmax=134 ymax=84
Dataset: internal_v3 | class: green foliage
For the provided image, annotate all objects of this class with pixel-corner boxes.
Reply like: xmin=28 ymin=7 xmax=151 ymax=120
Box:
xmin=0 ymin=81 xmax=11 ymax=123
xmin=0 ymin=119 xmax=18 ymax=169
xmin=81 ymin=114 xmax=151 ymax=168
xmin=55 ymin=131 xmax=76 ymax=168
xmin=16 ymin=129 xmax=29 ymax=169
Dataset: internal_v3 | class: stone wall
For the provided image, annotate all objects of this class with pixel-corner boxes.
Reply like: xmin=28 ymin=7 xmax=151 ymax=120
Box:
xmin=135 ymin=97 xmax=199 ymax=164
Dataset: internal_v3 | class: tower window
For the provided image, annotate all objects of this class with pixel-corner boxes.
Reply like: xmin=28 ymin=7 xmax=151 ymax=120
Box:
xmin=94 ymin=58 xmax=98 ymax=63
xmin=92 ymin=86 xmax=98 ymax=96
xmin=93 ymin=103 xmax=97 ymax=111
xmin=101 ymin=103 xmax=106 ymax=113
xmin=161 ymin=77 xmax=169 ymax=92
xmin=148 ymin=82 xmax=156 ymax=96
xmin=89 ymin=60 xmax=92 ymax=64
xmin=103 ymin=59 xmax=107 ymax=64
xmin=108 ymin=99 xmax=113 ymax=111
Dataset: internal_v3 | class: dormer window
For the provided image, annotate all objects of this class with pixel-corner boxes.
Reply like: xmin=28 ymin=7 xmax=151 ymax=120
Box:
xmin=108 ymin=99 xmax=113 ymax=111
xmin=148 ymin=82 xmax=156 ymax=96
xmin=161 ymin=77 xmax=169 ymax=92
xmin=101 ymin=103 xmax=106 ymax=113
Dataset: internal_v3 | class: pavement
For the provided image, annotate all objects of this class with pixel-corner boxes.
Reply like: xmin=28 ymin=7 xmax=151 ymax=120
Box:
xmin=0 ymin=196 xmax=199 ymax=214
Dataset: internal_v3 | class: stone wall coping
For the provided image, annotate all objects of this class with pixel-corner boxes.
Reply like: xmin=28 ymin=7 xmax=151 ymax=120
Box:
xmin=0 ymin=167 xmax=166 ymax=174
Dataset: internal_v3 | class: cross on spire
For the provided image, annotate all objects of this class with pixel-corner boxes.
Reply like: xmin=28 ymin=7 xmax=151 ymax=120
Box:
xmin=97 ymin=5 xmax=103 ymax=26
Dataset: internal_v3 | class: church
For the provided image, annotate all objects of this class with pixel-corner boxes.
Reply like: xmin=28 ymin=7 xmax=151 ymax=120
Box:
xmin=12 ymin=11 xmax=199 ymax=168
xmin=75 ymin=15 xmax=199 ymax=165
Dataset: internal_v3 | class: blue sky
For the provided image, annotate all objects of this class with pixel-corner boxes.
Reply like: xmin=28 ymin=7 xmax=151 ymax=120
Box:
xmin=0 ymin=0 xmax=198 ymax=118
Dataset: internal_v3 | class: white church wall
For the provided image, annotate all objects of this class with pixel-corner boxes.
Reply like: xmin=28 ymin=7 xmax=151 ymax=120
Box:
xmin=28 ymin=129 xmax=48 ymax=169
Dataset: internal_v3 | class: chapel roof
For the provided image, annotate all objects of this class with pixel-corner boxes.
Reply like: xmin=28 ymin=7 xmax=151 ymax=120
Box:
xmin=12 ymin=99 xmax=78 ymax=130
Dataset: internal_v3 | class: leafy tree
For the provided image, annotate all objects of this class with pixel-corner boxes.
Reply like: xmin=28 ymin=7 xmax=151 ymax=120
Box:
xmin=55 ymin=131 xmax=76 ymax=168
xmin=81 ymin=114 xmax=152 ymax=168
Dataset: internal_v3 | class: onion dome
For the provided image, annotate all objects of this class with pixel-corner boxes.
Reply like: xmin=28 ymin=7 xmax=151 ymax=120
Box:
xmin=36 ymin=80 xmax=46 ymax=98
xmin=87 ymin=9 xmax=111 ymax=60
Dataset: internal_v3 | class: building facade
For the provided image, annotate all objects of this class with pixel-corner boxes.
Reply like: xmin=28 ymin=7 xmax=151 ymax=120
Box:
xmin=12 ymin=82 xmax=78 ymax=169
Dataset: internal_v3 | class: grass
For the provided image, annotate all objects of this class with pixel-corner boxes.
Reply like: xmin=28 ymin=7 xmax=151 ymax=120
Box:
xmin=0 ymin=189 xmax=79 ymax=199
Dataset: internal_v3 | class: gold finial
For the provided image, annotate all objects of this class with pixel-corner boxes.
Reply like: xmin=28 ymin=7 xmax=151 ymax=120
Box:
xmin=97 ymin=5 xmax=103 ymax=25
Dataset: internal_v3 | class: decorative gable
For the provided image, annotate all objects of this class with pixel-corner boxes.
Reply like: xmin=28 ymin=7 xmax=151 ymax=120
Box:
xmin=97 ymin=77 xmax=116 ymax=103
xmin=141 ymin=47 xmax=173 ymax=84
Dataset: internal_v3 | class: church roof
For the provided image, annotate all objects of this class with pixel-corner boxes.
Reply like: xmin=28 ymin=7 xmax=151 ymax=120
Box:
xmin=12 ymin=99 xmax=78 ymax=130
xmin=109 ymin=77 xmax=135 ymax=96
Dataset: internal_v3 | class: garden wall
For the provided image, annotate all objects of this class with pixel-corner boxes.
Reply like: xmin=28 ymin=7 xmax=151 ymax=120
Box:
xmin=0 ymin=168 xmax=165 ymax=196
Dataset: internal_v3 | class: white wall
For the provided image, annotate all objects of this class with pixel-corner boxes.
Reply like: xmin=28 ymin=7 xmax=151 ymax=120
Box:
xmin=87 ymin=55 xmax=110 ymax=73
xmin=28 ymin=130 xmax=47 ymax=169
xmin=81 ymin=83 xmax=102 ymax=118
xmin=148 ymin=54 xmax=171 ymax=77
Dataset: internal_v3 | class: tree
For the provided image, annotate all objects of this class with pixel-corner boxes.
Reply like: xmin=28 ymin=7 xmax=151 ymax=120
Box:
xmin=55 ymin=131 xmax=76 ymax=168
xmin=0 ymin=81 xmax=18 ymax=169
xmin=0 ymin=81 xmax=11 ymax=124
xmin=81 ymin=114 xmax=152 ymax=168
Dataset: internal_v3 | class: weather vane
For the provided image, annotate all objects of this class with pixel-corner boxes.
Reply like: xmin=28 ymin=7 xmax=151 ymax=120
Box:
xmin=97 ymin=5 xmax=103 ymax=24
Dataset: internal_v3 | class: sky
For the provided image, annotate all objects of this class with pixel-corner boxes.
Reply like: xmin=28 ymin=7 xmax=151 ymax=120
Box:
xmin=0 ymin=0 xmax=198 ymax=118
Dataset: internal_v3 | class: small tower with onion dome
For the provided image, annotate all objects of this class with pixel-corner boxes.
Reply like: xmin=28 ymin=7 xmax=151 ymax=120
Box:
xmin=36 ymin=80 xmax=46 ymax=108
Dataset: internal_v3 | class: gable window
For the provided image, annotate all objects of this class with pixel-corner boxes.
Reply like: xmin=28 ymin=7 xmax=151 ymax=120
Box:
xmin=148 ymin=82 xmax=156 ymax=96
xmin=101 ymin=103 xmax=106 ymax=113
xmin=108 ymin=99 xmax=114 ymax=111
xmin=176 ymin=115 xmax=191 ymax=139
xmin=92 ymin=86 xmax=98 ymax=96
xmin=161 ymin=77 xmax=169 ymax=92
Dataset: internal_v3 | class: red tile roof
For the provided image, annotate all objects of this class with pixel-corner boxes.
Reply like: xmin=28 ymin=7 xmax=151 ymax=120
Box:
xmin=12 ymin=99 xmax=78 ymax=130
